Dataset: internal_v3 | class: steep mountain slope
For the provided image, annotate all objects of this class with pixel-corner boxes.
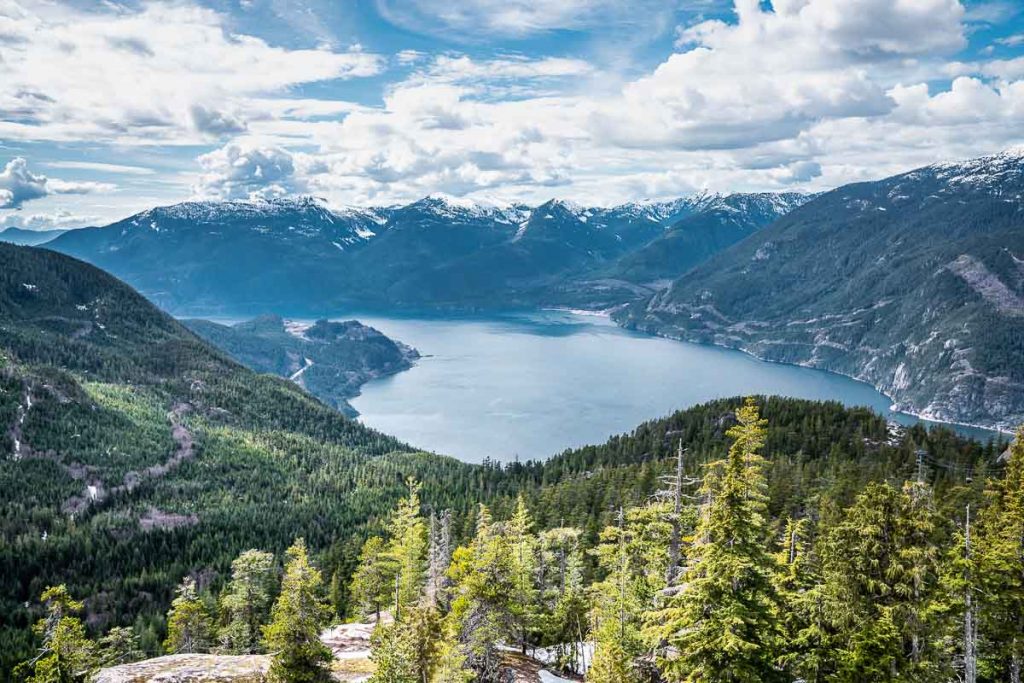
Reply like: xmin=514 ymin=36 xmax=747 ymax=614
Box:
xmin=0 ymin=227 xmax=68 ymax=246
xmin=608 ymin=192 xmax=811 ymax=285
xmin=184 ymin=315 xmax=419 ymax=415
xmin=48 ymin=197 xmax=385 ymax=314
xmin=44 ymin=193 xmax=804 ymax=313
xmin=0 ymin=242 xmax=423 ymax=670
xmin=617 ymin=150 xmax=1024 ymax=431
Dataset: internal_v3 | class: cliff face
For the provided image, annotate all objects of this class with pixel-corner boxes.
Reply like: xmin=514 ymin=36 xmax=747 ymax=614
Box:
xmin=616 ymin=151 xmax=1024 ymax=432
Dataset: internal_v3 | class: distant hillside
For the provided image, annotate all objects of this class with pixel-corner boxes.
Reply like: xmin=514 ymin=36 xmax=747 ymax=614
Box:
xmin=0 ymin=226 xmax=68 ymax=246
xmin=617 ymin=150 xmax=1024 ymax=431
xmin=606 ymin=192 xmax=811 ymax=285
xmin=0 ymin=242 xmax=425 ymax=672
xmin=183 ymin=315 xmax=419 ymax=415
xmin=45 ymin=192 xmax=806 ymax=314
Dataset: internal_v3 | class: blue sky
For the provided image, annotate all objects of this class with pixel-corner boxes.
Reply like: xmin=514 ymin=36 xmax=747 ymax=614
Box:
xmin=1 ymin=0 xmax=1023 ymax=229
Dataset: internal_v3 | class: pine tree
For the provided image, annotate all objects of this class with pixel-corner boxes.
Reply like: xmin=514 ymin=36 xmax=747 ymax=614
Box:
xmin=588 ymin=622 xmax=636 ymax=683
xmin=263 ymin=539 xmax=333 ymax=683
xmin=508 ymin=494 xmax=539 ymax=654
xmin=820 ymin=480 xmax=942 ymax=681
xmin=647 ymin=398 xmax=784 ymax=682
xmin=445 ymin=504 xmax=515 ymax=682
xmin=350 ymin=536 xmax=395 ymax=622
xmin=14 ymin=585 xmax=96 ymax=683
xmin=977 ymin=429 xmax=1024 ymax=682
xmin=218 ymin=549 xmax=276 ymax=654
xmin=388 ymin=478 xmax=429 ymax=615
xmin=163 ymin=577 xmax=213 ymax=655
xmin=97 ymin=627 xmax=143 ymax=667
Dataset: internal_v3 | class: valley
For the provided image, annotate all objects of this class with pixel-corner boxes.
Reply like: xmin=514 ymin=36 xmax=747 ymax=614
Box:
xmin=37 ymin=151 xmax=1024 ymax=433
xmin=344 ymin=310 xmax=998 ymax=462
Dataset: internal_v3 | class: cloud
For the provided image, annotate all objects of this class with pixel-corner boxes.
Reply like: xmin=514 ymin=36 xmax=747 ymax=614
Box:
xmin=0 ymin=158 xmax=114 ymax=209
xmin=0 ymin=208 xmax=98 ymax=231
xmin=375 ymin=0 xmax=677 ymax=37
xmin=996 ymin=34 xmax=1024 ymax=47
xmin=0 ymin=1 xmax=384 ymax=145
xmin=593 ymin=0 xmax=965 ymax=150
xmin=192 ymin=143 xmax=303 ymax=200
xmin=45 ymin=161 xmax=155 ymax=175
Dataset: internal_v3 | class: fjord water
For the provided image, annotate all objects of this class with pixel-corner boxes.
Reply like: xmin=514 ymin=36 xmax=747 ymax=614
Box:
xmin=348 ymin=310 xmax=994 ymax=463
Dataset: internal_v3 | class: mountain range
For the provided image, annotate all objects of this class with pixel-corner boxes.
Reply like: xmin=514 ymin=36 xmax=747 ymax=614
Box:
xmin=617 ymin=150 xmax=1024 ymax=431
xmin=45 ymin=192 xmax=806 ymax=314
xmin=0 ymin=226 xmax=68 ymax=246
xmin=34 ymin=149 xmax=1024 ymax=430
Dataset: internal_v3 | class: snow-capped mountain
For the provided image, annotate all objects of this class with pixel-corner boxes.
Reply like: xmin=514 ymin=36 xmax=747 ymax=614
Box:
xmin=618 ymin=150 xmax=1024 ymax=431
xmin=46 ymin=189 xmax=811 ymax=313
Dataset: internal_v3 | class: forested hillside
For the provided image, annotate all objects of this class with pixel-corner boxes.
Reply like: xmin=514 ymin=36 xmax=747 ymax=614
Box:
xmin=0 ymin=243 xmax=421 ymax=674
xmin=2 ymin=242 xmax=1018 ymax=682
xmin=20 ymin=400 xmax=1020 ymax=683
xmin=618 ymin=150 xmax=1024 ymax=432
xmin=184 ymin=315 xmax=419 ymax=416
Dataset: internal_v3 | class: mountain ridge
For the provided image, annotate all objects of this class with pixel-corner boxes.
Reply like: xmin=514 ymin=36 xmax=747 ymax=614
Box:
xmin=616 ymin=150 xmax=1024 ymax=431
xmin=46 ymin=191 xmax=804 ymax=314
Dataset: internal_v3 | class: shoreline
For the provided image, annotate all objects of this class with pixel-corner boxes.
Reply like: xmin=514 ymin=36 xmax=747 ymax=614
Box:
xmin=606 ymin=315 xmax=1011 ymax=438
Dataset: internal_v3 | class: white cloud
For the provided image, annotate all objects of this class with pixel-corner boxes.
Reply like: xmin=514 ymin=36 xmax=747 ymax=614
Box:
xmin=263 ymin=0 xmax=990 ymax=206
xmin=0 ymin=208 xmax=97 ymax=230
xmin=0 ymin=157 xmax=114 ymax=209
xmin=594 ymin=0 xmax=965 ymax=150
xmin=375 ymin=0 xmax=674 ymax=37
xmin=192 ymin=143 xmax=303 ymax=200
xmin=996 ymin=33 xmax=1024 ymax=47
xmin=0 ymin=1 xmax=384 ymax=145
xmin=46 ymin=161 xmax=156 ymax=175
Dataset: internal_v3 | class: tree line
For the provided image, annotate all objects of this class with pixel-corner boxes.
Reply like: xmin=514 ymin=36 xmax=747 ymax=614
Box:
xmin=11 ymin=398 xmax=1022 ymax=682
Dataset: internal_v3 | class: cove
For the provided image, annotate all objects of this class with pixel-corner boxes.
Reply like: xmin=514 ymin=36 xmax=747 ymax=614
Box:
xmin=348 ymin=310 xmax=996 ymax=463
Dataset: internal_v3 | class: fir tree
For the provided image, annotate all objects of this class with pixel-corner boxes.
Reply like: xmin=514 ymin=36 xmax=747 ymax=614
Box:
xmin=539 ymin=527 xmax=588 ymax=673
xmin=592 ymin=503 xmax=670 ymax=661
xmin=773 ymin=518 xmax=834 ymax=683
xmin=350 ymin=536 xmax=395 ymax=622
xmin=14 ymin=585 xmax=96 ymax=683
xmin=977 ymin=429 xmax=1024 ymax=682
xmin=218 ymin=549 xmax=276 ymax=654
xmin=588 ymin=622 xmax=636 ymax=683
xmin=96 ymin=626 xmax=143 ymax=667
xmin=445 ymin=504 xmax=514 ymax=682
xmin=426 ymin=511 xmax=453 ymax=610
xmin=163 ymin=577 xmax=213 ymax=655
xmin=648 ymin=398 xmax=784 ymax=682
xmin=508 ymin=494 xmax=539 ymax=654
xmin=368 ymin=620 xmax=418 ymax=683
xmin=263 ymin=539 xmax=333 ymax=683
xmin=388 ymin=478 xmax=429 ymax=615
xmin=820 ymin=480 xmax=942 ymax=681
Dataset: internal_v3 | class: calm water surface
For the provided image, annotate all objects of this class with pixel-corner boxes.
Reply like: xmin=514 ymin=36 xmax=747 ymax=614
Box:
xmin=345 ymin=311 xmax=995 ymax=463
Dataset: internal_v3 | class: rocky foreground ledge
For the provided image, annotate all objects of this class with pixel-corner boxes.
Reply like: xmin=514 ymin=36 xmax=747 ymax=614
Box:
xmin=94 ymin=654 xmax=271 ymax=683
xmin=94 ymin=621 xmax=578 ymax=683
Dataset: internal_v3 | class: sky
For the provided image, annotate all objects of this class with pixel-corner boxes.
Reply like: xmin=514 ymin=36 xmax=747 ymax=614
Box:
xmin=1 ymin=0 xmax=1023 ymax=229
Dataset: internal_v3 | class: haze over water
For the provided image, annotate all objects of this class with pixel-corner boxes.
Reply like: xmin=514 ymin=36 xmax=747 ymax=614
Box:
xmin=348 ymin=311 xmax=994 ymax=463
